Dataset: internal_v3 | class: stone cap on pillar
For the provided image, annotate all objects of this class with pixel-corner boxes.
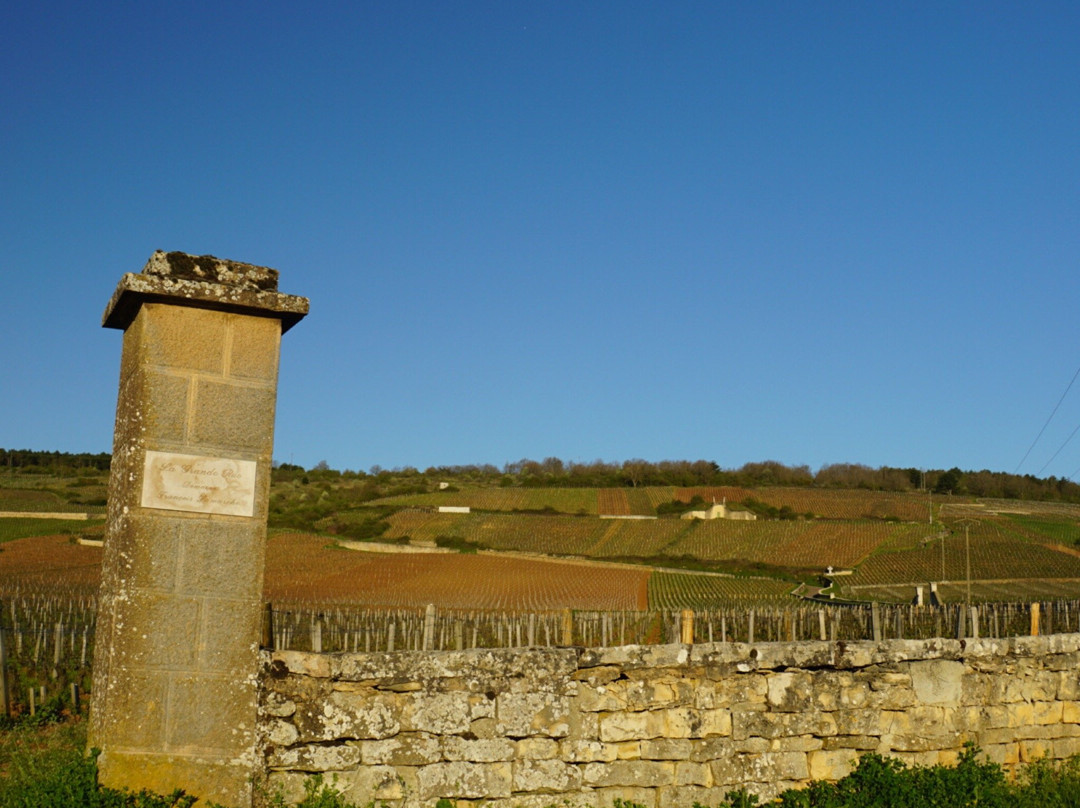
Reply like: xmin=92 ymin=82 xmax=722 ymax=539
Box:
xmin=103 ymin=250 xmax=310 ymax=332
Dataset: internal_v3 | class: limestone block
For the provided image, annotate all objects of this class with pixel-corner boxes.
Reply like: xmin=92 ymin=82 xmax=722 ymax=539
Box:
xmin=712 ymin=751 xmax=808 ymax=786
xmin=883 ymin=706 xmax=947 ymax=736
xmin=832 ymin=708 xmax=887 ymax=736
xmin=577 ymin=683 xmax=626 ymax=712
xmin=1057 ymin=672 xmax=1080 ymax=700
xmin=909 ymin=660 xmax=963 ymax=705
xmin=513 ymin=759 xmax=583 ymax=793
xmin=581 ymin=760 xmax=676 ymax=788
xmin=767 ymin=672 xmax=815 ymax=712
xmin=268 ymin=743 xmax=361 ymax=771
xmin=658 ymin=786 xmax=732 ymax=808
xmin=748 ymin=641 xmax=835 ymax=670
xmin=1032 ymin=701 xmax=1064 ymax=725
xmin=711 ymin=674 xmax=768 ymax=709
xmin=266 ymin=719 xmax=299 ymax=747
xmin=661 ymin=707 xmax=698 ymax=738
xmin=228 ymin=314 xmax=281 ymax=382
xmin=731 ymin=737 xmax=772 ymax=754
xmin=599 ymin=710 xmax=666 ymax=742
xmin=480 ymin=793 xmax=598 ymax=808
xmin=695 ymin=708 xmax=732 ymax=738
xmin=772 ymin=735 xmax=824 ymax=752
xmin=1021 ymin=672 xmax=1063 ymax=702
xmin=1054 ymin=736 xmax=1080 ymax=759
xmin=1007 ymin=702 xmax=1035 ymax=728
xmin=263 ymin=692 xmax=297 ymax=718
xmin=292 ymin=691 xmax=399 ymax=742
xmin=573 ymin=665 xmax=623 ymax=686
xmin=888 ymin=731 xmax=964 ymax=753
xmin=496 ymin=692 xmax=571 ymax=737
xmin=567 ymin=708 xmax=600 ymax=741
xmin=689 ymin=737 xmax=736 ymax=762
xmin=957 ymin=704 xmax=1009 ymax=731
xmin=821 ymin=735 xmax=880 ymax=751
xmin=138 ymin=371 xmax=190 ymax=442
xmin=138 ymin=304 xmax=227 ymax=373
xmin=624 ymin=679 xmax=694 ymax=710
xmin=416 ymin=762 xmax=512 ymax=800
xmin=443 ymin=737 xmax=515 ymax=762
xmin=515 ymin=738 xmax=560 ymax=759
xmin=560 ymin=740 xmax=620 ymax=763
xmin=674 ymin=761 xmax=713 ymax=787
xmin=733 ymin=709 xmax=837 ymax=740
xmin=591 ymin=786 xmax=658 ymax=808
xmin=1019 ymin=739 xmax=1052 ymax=762
xmin=166 ymin=672 xmax=258 ymax=753
xmin=616 ymin=741 xmax=642 ymax=759
xmin=191 ymin=379 xmax=277 ymax=452
xmin=640 ymin=645 xmax=692 ymax=669
xmin=327 ymin=764 xmax=406 ymax=801
xmin=361 ymin=734 xmax=443 ymax=765
xmin=406 ymin=692 xmax=473 ymax=734
xmin=981 ymin=743 xmax=1020 ymax=766
xmin=468 ymin=717 xmax=499 ymax=739
xmin=807 ymin=748 xmax=858 ymax=781
xmin=1063 ymin=701 xmax=1080 ymax=724
xmin=640 ymin=738 xmax=692 ymax=760
xmin=272 ymin=650 xmax=331 ymax=679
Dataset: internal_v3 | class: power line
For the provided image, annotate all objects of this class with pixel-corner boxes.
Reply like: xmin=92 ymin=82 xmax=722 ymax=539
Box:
xmin=1015 ymin=361 xmax=1080 ymax=473
xmin=1037 ymin=420 xmax=1080 ymax=477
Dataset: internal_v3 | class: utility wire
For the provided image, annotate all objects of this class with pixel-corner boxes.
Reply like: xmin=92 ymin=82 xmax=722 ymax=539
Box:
xmin=1015 ymin=361 xmax=1080 ymax=473
xmin=1037 ymin=420 xmax=1080 ymax=476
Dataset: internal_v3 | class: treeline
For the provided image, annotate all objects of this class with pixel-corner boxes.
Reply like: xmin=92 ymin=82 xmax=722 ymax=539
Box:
xmin=0 ymin=448 xmax=111 ymax=474
xmin=7 ymin=447 xmax=1080 ymax=504
xmin=281 ymin=457 xmax=1080 ymax=504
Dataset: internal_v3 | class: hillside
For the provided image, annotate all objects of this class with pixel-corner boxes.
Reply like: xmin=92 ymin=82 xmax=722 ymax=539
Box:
xmin=5 ymin=461 xmax=1080 ymax=606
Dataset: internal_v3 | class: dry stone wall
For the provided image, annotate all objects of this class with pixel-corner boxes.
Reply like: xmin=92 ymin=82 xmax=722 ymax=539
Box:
xmin=259 ymin=634 xmax=1080 ymax=807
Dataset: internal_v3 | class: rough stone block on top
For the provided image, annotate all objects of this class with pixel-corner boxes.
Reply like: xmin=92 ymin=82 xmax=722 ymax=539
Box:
xmin=103 ymin=251 xmax=309 ymax=332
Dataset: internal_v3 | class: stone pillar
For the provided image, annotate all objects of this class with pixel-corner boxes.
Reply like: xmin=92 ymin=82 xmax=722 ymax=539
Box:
xmin=89 ymin=252 xmax=307 ymax=806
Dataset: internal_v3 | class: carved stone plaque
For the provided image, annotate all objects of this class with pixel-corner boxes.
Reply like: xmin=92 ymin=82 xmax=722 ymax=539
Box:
xmin=140 ymin=450 xmax=256 ymax=517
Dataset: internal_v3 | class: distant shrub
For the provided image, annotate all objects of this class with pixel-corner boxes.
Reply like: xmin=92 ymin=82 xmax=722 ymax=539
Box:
xmin=434 ymin=535 xmax=482 ymax=553
xmin=656 ymin=495 xmax=705 ymax=516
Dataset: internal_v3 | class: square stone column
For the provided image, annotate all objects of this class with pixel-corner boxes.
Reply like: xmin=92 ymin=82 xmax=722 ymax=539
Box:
xmin=89 ymin=252 xmax=308 ymax=806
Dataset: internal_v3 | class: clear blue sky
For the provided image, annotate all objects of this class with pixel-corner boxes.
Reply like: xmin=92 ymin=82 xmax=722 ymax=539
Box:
xmin=3 ymin=2 xmax=1079 ymax=477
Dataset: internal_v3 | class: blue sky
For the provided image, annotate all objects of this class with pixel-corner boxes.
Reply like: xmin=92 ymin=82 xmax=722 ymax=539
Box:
xmin=3 ymin=2 xmax=1079 ymax=476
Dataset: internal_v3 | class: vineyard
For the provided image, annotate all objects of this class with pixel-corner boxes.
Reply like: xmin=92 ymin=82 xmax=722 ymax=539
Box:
xmin=9 ymin=472 xmax=1080 ymax=718
xmin=264 ymin=533 xmax=652 ymax=609
xmin=840 ymin=518 xmax=1080 ymax=592
xmin=371 ymin=487 xmax=599 ymax=514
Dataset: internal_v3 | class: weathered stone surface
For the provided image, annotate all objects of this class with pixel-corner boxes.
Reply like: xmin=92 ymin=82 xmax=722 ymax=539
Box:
xmin=909 ymin=660 xmax=964 ymax=704
xmin=807 ymin=749 xmax=859 ymax=781
xmin=360 ymin=734 xmax=442 ymax=765
xmin=267 ymin=742 xmax=361 ymax=771
xmin=713 ymin=751 xmax=809 ymax=785
xmin=513 ymin=759 xmax=583 ymax=793
xmin=443 ymin=737 xmax=515 ymax=762
xmin=292 ymin=691 xmax=400 ymax=741
xmin=259 ymin=634 xmax=1080 ymax=807
xmin=497 ymin=692 xmax=571 ymax=737
xmin=582 ymin=760 xmax=675 ymax=787
xmin=416 ymin=762 xmax=512 ymax=799
xmin=103 ymin=251 xmax=309 ymax=332
xmin=515 ymin=738 xmax=560 ymax=759
xmin=91 ymin=254 xmax=303 ymax=808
